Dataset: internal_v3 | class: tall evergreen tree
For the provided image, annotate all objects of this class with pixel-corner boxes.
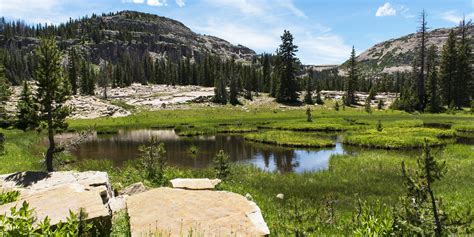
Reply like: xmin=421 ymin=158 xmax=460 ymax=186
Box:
xmin=15 ymin=81 xmax=38 ymax=130
xmin=213 ymin=71 xmax=227 ymax=105
xmin=229 ymin=70 xmax=240 ymax=105
xmin=98 ymin=61 xmax=112 ymax=99
xmin=33 ymin=37 xmax=71 ymax=172
xmin=67 ymin=47 xmax=79 ymax=95
xmin=454 ymin=18 xmax=472 ymax=108
xmin=439 ymin=30 xmax=457 ymax=107
xmin=275 ymin=30 xmax=299 ymax=103
xmin=0 ymin=61 xmax=11 ymax=123
xmin=304 ymin=76 xmax=314 ymax=105
xmin=415 ymin=10 xmax=428 ymax=111
xmin=262 ymin=54 xmax=271 ymax=92
xmin=345 ymin=46 xmax=358 ymax=105
xmin=425 ymin=45 xmax=442 ymax=113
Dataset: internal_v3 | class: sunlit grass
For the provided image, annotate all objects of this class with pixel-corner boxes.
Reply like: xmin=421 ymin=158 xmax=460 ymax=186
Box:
xmin=244 ymin=130 xmax=335 ymax=148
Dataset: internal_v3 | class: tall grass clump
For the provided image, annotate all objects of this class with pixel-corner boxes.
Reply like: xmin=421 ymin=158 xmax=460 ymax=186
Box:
xmin=344 ymin=128 xmax=455 ymax=149
xmin=244 ymin=131 xmax=335 ymax=148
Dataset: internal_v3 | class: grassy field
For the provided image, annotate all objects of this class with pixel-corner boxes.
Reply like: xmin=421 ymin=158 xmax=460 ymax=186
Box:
xmin=244 ymin=130 xmax=335 ymax=148
xmin=1 ymin=106 xmax=473 ymax=235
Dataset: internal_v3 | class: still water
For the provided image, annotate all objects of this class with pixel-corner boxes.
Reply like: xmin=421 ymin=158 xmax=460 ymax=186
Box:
xmin=64 ymin=129 xmax=354 ymax=173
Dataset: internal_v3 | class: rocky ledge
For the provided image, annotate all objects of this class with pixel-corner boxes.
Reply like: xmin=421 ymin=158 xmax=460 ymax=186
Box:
xmin=0 ymin=171 xmax=269 ymax=236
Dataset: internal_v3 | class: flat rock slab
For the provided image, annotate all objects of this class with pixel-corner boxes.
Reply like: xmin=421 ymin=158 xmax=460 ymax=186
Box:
xmin=0 ymin=171 xmax=113 ymax=201
xmin=170 ymin=178 xmax=221 ymax=190
xmin=127 ymin=188 xmax=270 ymax=236
xmin=0 ymin=184 xmax=110 ymax=226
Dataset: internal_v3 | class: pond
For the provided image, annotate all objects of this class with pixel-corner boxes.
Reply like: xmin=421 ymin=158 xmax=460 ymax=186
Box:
xmin=59 ymin=129 xmax=359 ymax=173
xmin=59 ymin=129 xmax=428 ymax=173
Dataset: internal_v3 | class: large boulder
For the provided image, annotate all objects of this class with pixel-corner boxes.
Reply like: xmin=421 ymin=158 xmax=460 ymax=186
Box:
xmin=170 ymin=178 xmax=221 ymax=190
xmin=0 ymin=171 xmax=113 ymax=202
xmin=0 ymin=184 xmax=110 ymax=226
xmin=126 ymin=188 xmax=270 ymax=236
xmin=0 ymin=171 xmax=113 ymax=227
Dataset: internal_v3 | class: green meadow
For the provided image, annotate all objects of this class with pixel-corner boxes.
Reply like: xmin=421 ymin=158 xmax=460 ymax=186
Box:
xmin=1 ymin=106 xmax=473 ymax=235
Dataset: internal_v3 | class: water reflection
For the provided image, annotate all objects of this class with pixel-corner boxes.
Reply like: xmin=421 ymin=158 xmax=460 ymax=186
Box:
xmin=65 ymin=129 xmax=350 ymax=173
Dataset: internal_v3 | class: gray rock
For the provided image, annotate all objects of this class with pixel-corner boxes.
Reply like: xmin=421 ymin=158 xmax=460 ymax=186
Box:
xmin=118 ymin=182 xmax=148 ymax=196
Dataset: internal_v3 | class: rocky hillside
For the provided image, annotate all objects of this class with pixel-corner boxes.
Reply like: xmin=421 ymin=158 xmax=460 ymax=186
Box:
xmin=0 ymin=11 xmax=256 ymax=63
xmin=353 ymin=26 xmax=473 ymax=75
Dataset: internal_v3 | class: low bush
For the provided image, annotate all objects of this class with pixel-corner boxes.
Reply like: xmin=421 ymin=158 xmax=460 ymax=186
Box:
xmin=0 ymin=190 xmax=20 ymax=205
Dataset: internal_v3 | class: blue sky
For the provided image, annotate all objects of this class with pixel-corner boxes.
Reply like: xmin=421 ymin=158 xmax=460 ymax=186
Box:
xmin=0 ymin=0 xmax=472 ymax=65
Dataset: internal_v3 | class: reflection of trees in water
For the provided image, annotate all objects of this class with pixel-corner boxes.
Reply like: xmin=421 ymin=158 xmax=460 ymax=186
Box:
xmin=72 ymin=132 xmax=299 ymax=172
xmin=273 ymin=150 xmax=297 ymax=173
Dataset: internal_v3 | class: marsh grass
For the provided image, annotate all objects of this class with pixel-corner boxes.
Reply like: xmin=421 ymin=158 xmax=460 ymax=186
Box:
xmin=244 ymin=130 xmax=335 ymax=148
xmin=1 ymin=108 xmax=473 ymax=235
xmin=0 ymin=129 xmax=43 ymax=173
xmin=343 ymin=128 xmax=456 ymax=149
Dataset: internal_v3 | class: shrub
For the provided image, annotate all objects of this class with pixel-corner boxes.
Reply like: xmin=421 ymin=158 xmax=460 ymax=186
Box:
xmin=352 ymin=199 xmax=393 ymax=236
xmin=139 ymin=137 xmax=167 ymax=185
xmin=306 ymin=107 xmax=312 ymax=122
xmin=213 ymin=150 xmax=230 ymax=180
xmin=0 ymin=201 xmax=92 ymax=236
xmin=376 ymin=120 xmax=383 ymax=132
xmin=364 ymin=98 xmax=372 ymax=114
xmin=0 ymin=190 xmax=20 ymax=205
xmin=334 ymin=101 xmax=340 ymax=111
xmin=377 ymin=100 xmax=384 ymax=110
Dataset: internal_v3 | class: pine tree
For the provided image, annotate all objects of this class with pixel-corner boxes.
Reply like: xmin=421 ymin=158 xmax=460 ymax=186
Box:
xmin=306 ymin=107 xmax=312 ymax=122
xmin=275 ymin=30 xmax=299 ymax=103
xmin=377 ymin=99 xmax=385 ymax=110
xmin=269 ymin=70 xmax=279 ymax=97
xmin=229 ymin=70 xmax=240 ymax=105
xmin=425 ymin=45 xmax=442 ymax=113
xmin=454 ymin=18 xmax=472 ymax=108
xmin=439 ymin=30 xmax=457 ymax=107
xmin=15 ymin=81 xmax=38 ymax=130
xmin=262 ymin=54 xmax=271 ymax=92
xmin=213 ymin=71 xmax=227 ymax=105
xmin=345 ymin=46 xmax=358 ymax=105
xmin=67 ymin=47 xmax=79 ymax=95
xmin=33 ymin=37 xmax=72 ymax=172
xmin=98 ymin=62 xmax=112 ymax=99
xmin=415 ymin=10 xmax=428 ymax=111
xmin=304 ymin=77 xmax=314 ymax=105
xmin=364 ymin=97 xmax=372 ymax=114
xmin=315 ymin=90 xmax=324 ymax=105
xmin=394 ymin=141 xmax=446 ymax=236
xmin=0 ymin=62 xmax=11 ymax=123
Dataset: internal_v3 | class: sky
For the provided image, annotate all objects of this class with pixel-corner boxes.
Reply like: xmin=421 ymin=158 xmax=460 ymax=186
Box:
xmin=0 ymin=0 xmax=472 ymax=65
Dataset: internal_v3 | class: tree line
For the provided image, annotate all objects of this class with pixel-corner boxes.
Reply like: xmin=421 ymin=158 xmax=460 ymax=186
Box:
xmin=392 ymin=13 xmax=473 ymax=112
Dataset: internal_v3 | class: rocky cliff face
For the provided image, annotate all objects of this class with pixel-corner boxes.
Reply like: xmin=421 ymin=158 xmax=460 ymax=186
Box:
xmin=354 ymin=26 xmax=473 ymax=75
xmin=1 ymin=11 xmax=256 ymax=63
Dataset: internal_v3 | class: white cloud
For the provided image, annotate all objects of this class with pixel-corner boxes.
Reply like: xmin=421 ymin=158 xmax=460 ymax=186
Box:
xmin=399 ymin=5 xmax=414 ymax=18
xmin=376 ymin=2 xmax=396 ymax=17
xmin=193 ymin=19 xmax=280 ymax=50
xmin=440 ymin=10 xmax=474 ymax=24
xmin=298 ymin=34 xmax=352 ymax=64
xmin=204 ymin=0 xmax=305 ymax=18
xmin=175 ymin=0 xmax=185 ymax=7
xmin=147 ymin=0 xmax=167 ymax=6
xmin=0 ymin=0 xmax=69 ymax=24
xmin=123 ymin=0 xmax=167 ymax=7
xmin=277 ymin=0 xmax=306 ymax=18
xmin=204 ymin=0 xmax=266 ymax=15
